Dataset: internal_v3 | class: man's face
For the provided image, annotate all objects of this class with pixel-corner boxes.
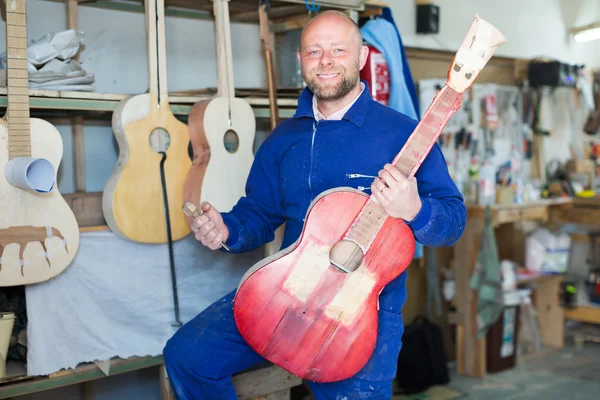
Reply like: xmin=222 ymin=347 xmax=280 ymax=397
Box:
xmin=297 ymin=15 xmax=368 ymax=101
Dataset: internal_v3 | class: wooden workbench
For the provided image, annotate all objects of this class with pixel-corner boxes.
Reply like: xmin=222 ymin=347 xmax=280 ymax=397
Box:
xmin=549 ymin=197 xmax=600 ymax=328
xmin=452 ymin=198 xmax=571 ymax=378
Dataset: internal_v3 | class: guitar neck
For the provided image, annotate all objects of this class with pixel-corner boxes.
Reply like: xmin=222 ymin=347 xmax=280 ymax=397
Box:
xmin=6 ymin=0 xmax=31 ymax=160
xmin=146 ymin=0 xmax=168 ymax=106
xmin=213 ymin=0 xmax=235 ymax=99
xmin=392 ymin=85 xmax=462 ymax=180
xmin=343 ymin=85 xmax=463 ymax=251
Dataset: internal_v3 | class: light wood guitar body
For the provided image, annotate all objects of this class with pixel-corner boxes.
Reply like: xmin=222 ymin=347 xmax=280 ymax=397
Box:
xmin=183 ymin=0 xmax=255 ymax=215
xmin=0 ymin=119 xmax=80 ymax=286
xmin=184 ymin=97 xmax=255 ymax=215
xmin=103 ymin=0 xmax=191 ymax=243
xmin=0 ymin=0 xmax=80 ymax=286
xmin=233 ymin=15 xmax=507 ymax=382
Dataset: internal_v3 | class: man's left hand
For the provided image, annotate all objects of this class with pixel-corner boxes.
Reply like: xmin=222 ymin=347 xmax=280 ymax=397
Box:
xmin=371 ymin=163 xmax=422 ymax=221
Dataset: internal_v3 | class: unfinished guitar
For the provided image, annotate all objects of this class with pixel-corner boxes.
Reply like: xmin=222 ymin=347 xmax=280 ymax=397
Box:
xmin=233 ymin=15 xmax=507 ymax=382
xmin=0 ymin=0 xmax=80 ymax=286
xmin=183 ymin=0 xmax=255 ymax=218
xmin=103 ymin=0 xmax=191 ymax=244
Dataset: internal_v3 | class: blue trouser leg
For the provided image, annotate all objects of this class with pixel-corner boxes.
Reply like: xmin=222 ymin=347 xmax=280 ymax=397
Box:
xmin=163 ymin=290 xmax=405 ymax=400
xmin=163 ymin=290 xmax=266 ymax=400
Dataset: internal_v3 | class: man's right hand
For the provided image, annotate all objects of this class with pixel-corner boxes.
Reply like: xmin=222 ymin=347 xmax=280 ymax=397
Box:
xmin=191 ymin=202 xmax=230 ymax=250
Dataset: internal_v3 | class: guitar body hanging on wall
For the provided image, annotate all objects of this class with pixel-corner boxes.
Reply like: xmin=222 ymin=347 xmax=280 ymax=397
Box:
xmin=0 ymin=0 xmax=80 ymax=286
xmin=103 ymin=0 xmax=191 ymax=244
xmin=183 ymin=0 xmax=255 ymax=218
xmin=233 ymin=15 xmax=507 ymax=383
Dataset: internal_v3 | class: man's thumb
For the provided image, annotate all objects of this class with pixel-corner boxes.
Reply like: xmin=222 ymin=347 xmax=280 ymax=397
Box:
xmin=200 ymin=201 xmax=221 ymax=221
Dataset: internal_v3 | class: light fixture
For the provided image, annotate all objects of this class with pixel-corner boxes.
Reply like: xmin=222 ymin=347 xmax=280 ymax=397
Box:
xmin=573 ymin=22 xmax=600 ymax=43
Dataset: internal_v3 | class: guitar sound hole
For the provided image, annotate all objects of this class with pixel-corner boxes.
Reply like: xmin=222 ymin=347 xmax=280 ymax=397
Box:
xmin=329 ymin=240 xmax=363 ymax=273
xmin=224 ymin=129 xmax=239 ymax=154
xmin=149 ymin=127 xmax=171 ymax=153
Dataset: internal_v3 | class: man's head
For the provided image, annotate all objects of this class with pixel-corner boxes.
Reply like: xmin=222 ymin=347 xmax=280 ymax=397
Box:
xmin=297 ymin=10 xmax=368 ymax=102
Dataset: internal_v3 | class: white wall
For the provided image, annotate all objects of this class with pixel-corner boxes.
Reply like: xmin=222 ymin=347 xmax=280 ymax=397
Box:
xmin=388 ymin=0 xmax=600 ymax=68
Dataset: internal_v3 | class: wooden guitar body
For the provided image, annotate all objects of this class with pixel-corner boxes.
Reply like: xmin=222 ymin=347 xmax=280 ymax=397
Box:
xmin=183 ymin=0 xmax=255 ymax=215
xmin=184 ymin=96 xmax=255 ymax=214
xmin=0 ymin=118 xmax=80 ymax=286
xmin=234 ymin=188 xmax=415 ymax=382
xmin=103 ymin=93 xmax=191 ymax=243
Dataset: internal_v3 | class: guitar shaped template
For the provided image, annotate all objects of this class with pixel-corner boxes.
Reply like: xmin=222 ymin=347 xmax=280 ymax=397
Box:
xmin=0 ymin=0 xmax=80 ymax=286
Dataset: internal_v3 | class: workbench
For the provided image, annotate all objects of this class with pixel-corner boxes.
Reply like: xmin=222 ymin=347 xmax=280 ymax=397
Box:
xmin=549 ymin=198 xmax=600 ymax=330
xmin=452 ymin=198 xmax=572 ymax=378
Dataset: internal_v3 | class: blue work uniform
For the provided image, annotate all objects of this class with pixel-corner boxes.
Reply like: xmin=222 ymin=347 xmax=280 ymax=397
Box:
xmin=163 ymin=80 xmax=466 ymax=399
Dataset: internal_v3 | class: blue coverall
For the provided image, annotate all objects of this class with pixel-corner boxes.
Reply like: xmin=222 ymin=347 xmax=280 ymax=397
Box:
xmin=163 ymin=80 xmax=466 ymax=399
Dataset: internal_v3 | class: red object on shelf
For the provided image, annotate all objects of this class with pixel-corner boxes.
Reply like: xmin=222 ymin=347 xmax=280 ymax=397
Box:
xmin=360 ymin=45 xmax=390 ymax=106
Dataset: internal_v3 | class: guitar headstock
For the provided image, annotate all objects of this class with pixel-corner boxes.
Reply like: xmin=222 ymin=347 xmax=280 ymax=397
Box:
xmin=448 ymin=14 xmax=507 ymax=93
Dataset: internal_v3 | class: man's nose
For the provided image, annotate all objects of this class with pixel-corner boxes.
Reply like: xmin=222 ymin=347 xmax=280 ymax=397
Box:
xmin=319 ymin=53 xmax=334 ymax=67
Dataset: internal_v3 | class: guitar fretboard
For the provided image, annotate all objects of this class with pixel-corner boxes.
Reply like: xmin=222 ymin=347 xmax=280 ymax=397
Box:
xmin=344 ymin=85 xmax=463 ymax=251
xmin=6 ymin=0 xmax=31 ymax=160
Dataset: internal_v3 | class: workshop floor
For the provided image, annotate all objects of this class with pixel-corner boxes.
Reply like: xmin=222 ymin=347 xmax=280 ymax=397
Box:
xmin=294 ymin=337 xmax=600 ymax=400
xmin=427 ymin=340 xmax=600 ymax=400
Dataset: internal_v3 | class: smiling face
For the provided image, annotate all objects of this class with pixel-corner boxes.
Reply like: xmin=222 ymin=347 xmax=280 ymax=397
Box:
xmin=297 ymin=11 xmax=368 ymax=102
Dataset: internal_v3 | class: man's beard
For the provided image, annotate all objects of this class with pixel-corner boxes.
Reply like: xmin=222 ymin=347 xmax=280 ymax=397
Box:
xmin=302 ymin=65 xmax=359 ymax=101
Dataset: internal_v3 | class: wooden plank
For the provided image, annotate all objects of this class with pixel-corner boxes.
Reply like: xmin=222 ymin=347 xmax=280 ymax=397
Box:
xmin=565 ymin=305 xmax=600 ymax=325
xmin=406 ymin=47 xmax=521 ymax=86
xmin=452 ymin=213 xmax=484 ymax=377
xmin=232 ymin=365 xmax=301 ymax=400
xmin=0 ymin=356 xmax=163 ymax=399
xmin=63 ymin=192 xmax=105 ymax=227
xmin=532 ymin=275 xmax=564 ymax=348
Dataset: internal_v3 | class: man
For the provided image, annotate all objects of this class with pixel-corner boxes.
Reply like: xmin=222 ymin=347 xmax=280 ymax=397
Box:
xmin=163 ymin=10 xmax=465 ymax=400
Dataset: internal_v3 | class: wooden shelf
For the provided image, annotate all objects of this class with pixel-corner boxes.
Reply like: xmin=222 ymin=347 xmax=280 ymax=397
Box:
xmin=0 ymin=356 xmax=163 ymax=399
xmin=565 ymin=305 xmax=600 ymax=325
xmin=43 ymin=0 xmax=387 ymax=23
xmin=0 ymin=88 xmax=298 ymax=119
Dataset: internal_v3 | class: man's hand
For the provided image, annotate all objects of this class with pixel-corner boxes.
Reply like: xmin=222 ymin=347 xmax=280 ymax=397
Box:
xmin=371 ymin=163 xmax=422 ymax=221
xmin=190 ymin=202 xmax=230 ymax=250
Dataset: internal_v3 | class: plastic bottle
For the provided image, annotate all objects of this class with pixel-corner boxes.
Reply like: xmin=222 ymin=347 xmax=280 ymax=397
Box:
xmin=510 ymin=144 xmax=524 ymax=204
xmin=479 ymin=159 xmax=496 ymax=206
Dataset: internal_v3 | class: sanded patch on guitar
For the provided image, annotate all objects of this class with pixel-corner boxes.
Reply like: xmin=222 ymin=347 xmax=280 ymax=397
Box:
xmin=281 ymin=239 xmax=330 ymax=302
xmin=324 ymin=268 xmax=376 ymax=326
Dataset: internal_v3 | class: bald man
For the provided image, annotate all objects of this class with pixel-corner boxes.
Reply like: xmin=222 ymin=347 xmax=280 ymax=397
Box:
xmin=163 ymin=10 xmax=465 ymax=399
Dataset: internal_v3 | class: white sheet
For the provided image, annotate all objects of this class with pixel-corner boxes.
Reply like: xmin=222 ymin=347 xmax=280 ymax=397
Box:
xmin=24 ymin=230 xmax=265 ymax=376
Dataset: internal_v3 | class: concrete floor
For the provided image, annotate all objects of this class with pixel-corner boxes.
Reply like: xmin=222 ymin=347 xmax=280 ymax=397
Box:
xmin=443 ymin=341 xmax=600 ymax=399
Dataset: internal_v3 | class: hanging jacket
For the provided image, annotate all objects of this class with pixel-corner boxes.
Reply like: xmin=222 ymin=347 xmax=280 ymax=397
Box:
xmin=360 ymin=16 xmax=419 ymax=120
xmin=220 ymin=81 xmax=466 ymax=314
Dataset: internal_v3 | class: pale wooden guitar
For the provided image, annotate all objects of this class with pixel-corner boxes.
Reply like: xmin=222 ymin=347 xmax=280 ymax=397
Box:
xmin=183 ymin=0 xmax=255 ymax=218
xmin=0 ymin=0 xmax=80 ymax=286
xmin=103 ymin=0 xmax=191 ymax=243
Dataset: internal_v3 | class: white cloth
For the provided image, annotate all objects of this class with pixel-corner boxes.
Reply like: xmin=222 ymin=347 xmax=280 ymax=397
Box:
xmin=24 ymin=230 xmax=265 ymax=376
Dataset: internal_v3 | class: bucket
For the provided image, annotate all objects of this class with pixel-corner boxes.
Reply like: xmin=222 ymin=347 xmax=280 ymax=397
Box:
xmin=0 ymin=312 xmax=15 ymax=379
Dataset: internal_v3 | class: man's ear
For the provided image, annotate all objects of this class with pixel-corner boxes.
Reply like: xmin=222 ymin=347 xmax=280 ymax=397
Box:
xmin=296 ymin=51 xmax=301 ymax=66
xmin=358 ymin=45 xmax=369 ymax=70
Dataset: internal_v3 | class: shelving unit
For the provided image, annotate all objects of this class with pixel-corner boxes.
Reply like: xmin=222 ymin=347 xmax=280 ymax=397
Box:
xmin=0 ymin=87 xmax=299 ymax=118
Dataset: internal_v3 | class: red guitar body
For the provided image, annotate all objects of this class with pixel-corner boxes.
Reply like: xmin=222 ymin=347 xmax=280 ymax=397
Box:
xmin=233 ymin=188 xmax=415 ymax=382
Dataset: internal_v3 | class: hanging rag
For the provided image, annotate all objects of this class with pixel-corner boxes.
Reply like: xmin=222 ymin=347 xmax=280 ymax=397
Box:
xmin=469 ymin=206 xmax=504 ymax=339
